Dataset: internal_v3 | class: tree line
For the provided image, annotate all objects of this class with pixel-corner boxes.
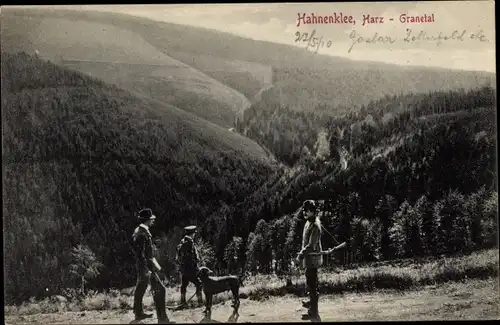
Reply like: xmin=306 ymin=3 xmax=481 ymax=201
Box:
xmin=213 ymin=84 xmax=496 ymax=275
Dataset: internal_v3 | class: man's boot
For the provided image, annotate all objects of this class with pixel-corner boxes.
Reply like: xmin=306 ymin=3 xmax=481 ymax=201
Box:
xmin=134 ymin=291 xmax=153 ymax=320
xmin=153 ymin=289 xmax=171 ymax=324
xmin=301 ymin=295 xmax=319 ymax=320
xmin=302 ymin=286 xmax=318 ymax=320
xmin=135 ymin=312 xmax=153 ymax=321
xmin=302 ymin=286 xmax=311 ymax=308
xmin=301 ymin=281 xmax=311 ymax=310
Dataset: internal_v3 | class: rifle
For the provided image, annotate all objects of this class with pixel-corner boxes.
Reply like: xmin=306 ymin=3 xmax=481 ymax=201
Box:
xmin=307 ymin=242 xmax=346 ymax=256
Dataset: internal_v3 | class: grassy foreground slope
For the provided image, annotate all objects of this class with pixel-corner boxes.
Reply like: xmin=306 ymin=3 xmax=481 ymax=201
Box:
xmin=2 ymin=52 xmax=276 ymax=303
xmin=5 ymin=277 xmax=499 ymax=323
xmin=4 ymin=249 xmax=498 ymax=320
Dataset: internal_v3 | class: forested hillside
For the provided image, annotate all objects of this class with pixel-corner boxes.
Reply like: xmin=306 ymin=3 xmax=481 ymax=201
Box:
xmin=2 ymin=52 xmax=275 ymax=304
xmin=209 ymin=85 xmax=497 ymax=275
xmin=237 ymin=86 xmax=496 ymax=166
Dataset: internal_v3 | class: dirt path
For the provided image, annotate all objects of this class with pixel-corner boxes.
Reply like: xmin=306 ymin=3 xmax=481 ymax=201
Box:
xmin=6 ymin=279 xmax=498 ymax=324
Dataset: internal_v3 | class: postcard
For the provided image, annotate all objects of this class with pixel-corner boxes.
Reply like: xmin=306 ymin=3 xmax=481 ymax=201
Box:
xmin=2 ymin=2 xmax=497 ymax=324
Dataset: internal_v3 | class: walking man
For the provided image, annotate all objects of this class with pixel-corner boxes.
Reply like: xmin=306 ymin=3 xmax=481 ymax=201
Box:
xmin=296 ymin=200 xmax=323 ymax=321
xmin=176 ymin=225 xmax=204 ymax=308
xmin=132 ymin=208 xmax=171 ymax=323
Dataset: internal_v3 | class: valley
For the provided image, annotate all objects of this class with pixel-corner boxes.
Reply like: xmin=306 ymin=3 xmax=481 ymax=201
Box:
xmin=2 ymin=6 xmax=497 ymax=316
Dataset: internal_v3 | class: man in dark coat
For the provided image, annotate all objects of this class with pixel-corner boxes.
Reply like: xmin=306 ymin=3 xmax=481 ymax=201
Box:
xmin=176 ymin=225 xmax=203 ymax=307
xmin=132 ymin=208 xmax=171 ymax=323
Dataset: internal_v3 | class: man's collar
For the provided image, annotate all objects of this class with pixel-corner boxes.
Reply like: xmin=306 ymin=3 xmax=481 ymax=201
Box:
xmin=139 ymin=224 xmax=152 ymax=236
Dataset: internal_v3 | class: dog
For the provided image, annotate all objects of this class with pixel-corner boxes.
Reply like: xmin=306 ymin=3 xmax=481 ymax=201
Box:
xmin=197 ymin=266 xmax=243 ymax=320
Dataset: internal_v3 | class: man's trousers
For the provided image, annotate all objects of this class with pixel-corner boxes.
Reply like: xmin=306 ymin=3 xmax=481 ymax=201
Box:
xmin=180 ymin=269 xmax=203 ymax=305
xmin=134 ymin=269 xmax=168 ymax=321
xmin=305 ymin=267 xmax=319 ymax=316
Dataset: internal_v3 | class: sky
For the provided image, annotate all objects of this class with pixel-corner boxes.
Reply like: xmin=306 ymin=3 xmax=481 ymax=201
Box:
xmin=8 ymin=2 xmax=496 ymax=72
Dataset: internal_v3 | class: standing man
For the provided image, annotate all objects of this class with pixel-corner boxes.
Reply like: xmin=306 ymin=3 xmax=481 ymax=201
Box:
xmin=176 ymin=225 xmax=203 ymax=308
xmin=296 ymin=200 xmax=323 ymax=321
xmin=132 ymin=208 xmax=171 ymax=324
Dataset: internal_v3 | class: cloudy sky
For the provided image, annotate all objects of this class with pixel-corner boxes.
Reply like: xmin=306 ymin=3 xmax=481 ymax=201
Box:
xmin=17 ymin=2 xmax=496 ymax=72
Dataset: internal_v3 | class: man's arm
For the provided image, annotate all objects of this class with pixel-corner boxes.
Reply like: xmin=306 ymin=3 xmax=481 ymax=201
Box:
xmin=184 ymin=238 xmax=198 ymax=264
xmin=134 ymin=234 xmax=151 ymax=271
xmin=175 ymin=243 xmax=181 ymax=264
xmin=192 ymin=240 xmax=199 ymax=265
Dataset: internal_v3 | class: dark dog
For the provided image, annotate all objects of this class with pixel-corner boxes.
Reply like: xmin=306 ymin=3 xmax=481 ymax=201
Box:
xmin=197 ymin=266 xmax=243 ymax=319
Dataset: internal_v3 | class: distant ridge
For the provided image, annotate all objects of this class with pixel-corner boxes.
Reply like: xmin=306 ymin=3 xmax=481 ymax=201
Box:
xmin=2 ymin=7 xmax=494 ymax=120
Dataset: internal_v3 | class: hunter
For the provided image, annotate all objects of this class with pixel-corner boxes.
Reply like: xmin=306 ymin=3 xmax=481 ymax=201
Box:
xmin=176 ymin=225 xmax=204 ymax=308
xmin=132 ymin=208 xmax=171 ymax=323
xmin=296 ymin=199 xmax=323 ymax=321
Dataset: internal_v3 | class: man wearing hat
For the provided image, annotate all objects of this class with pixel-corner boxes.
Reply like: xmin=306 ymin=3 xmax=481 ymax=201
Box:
xmin=175 ymin=225 xmax=203 ymax=307
xmin=132 ymin=208 xmax=171 ymax=323
xmin=296 ymin=200 xmax=323 ymax=321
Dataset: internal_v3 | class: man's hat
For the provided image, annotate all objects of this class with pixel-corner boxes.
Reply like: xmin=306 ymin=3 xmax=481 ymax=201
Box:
xmin=302 ymin=200 xmax=316 ymax=212
xmin=184 ymin=225 xmax=197 ymax=234
xmin=138 ymin=208 xmax=156 ymax=222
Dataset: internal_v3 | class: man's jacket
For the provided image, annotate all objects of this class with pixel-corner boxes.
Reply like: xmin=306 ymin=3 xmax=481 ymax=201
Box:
xmin=300 ymin=219 xmax=323 ymax=268
xmin=176 ymin=235 xmax=199 ymax=272
xmin=132 ymin=224 xmax=155 ymax=272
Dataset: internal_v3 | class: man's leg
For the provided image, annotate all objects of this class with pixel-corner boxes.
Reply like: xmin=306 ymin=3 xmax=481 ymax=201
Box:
xmin=184 ymin=270 xmax=203 ymax=307
xmin=193 ymin=274 xmax=204 ymax=306
xmin=308 ymin=268 xmax=319 ymax=316
xmin=180 ymin=273 xmax=188 ymax=306
xmin=134 ymin=270 xmax=153 ymax=319
xmin=302 ymin=268 xmax=313 ymax=309
xmin=150 ymin=273 xmax=170 ymax=323
xmin=302 ymin=268 xmax=319 ymax=319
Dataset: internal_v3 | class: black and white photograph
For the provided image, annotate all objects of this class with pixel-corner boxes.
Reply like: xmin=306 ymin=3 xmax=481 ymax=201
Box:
xmin=2 ymin=2 xmax=498 ymax=323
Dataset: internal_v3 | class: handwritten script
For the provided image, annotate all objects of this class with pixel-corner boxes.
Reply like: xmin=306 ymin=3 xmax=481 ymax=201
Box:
xmin=294 ymin=29 xmax=489 ymax=54
xmin=294 ymin=29 xmax=333 ymax=53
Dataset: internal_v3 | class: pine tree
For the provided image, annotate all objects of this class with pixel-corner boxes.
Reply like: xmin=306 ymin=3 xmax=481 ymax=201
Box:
xmin=375 ymin=194 xmax=397 ymax=260
xmin=224 ymin=236 xmax=243 ymax=274
xmin=433 ymin=190 xmax=468 ymax=255
xmin=389 ymin=200 xmax=424 ymax=258
xmin=69 ymin=244 xmax=103 ymax=295
xmin=414 ymin=195 xmax=437 ymax=256
xmin=245 ymin=232 xmax=258 ymax=273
